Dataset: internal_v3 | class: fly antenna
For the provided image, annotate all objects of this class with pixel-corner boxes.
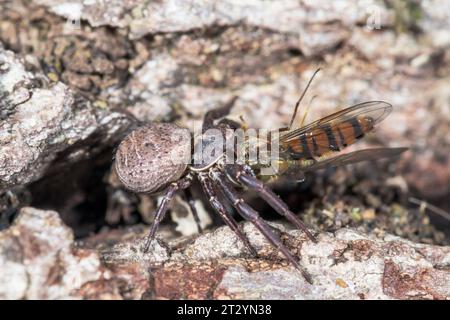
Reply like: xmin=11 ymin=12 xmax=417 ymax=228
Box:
xmin=299 ymin=94 xmax=317 ymax=128
xmin=288 ymin=68 xmax=321 ymax=130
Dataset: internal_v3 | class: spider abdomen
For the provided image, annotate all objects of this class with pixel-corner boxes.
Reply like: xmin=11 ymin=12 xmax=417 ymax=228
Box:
xmin=114 ymin=123 xmax=191 ymax=194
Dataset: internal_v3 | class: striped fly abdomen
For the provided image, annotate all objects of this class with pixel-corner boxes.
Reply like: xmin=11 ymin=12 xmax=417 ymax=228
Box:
xmin=333 ymin=115 xmax=375 ymax=150
xmin=284 ymin=115 xmax=376 ymax=161
xmin=280 ymin=100 xmax=392 ymax=163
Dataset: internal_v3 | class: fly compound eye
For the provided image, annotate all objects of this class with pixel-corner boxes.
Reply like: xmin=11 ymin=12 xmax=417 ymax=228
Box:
xmin=114 ymin=123 xmax=191 ymax=194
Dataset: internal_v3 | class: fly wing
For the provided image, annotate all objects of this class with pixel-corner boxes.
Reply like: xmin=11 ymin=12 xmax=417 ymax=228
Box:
xmin=268 ymin=147 xmax=407 ymax=187
xmin=301 ymin=147 xmax=408 ymax=172
xmin=281 ymin=101 xmax=392 ymax=142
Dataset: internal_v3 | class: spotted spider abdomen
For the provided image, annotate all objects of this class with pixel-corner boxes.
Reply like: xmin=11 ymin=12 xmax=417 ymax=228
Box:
xmin=114 ymin=123 xmax=191 ymax=194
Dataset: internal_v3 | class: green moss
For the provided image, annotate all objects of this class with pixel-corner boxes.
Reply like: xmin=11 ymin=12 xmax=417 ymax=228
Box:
xmin=385 ymin=0 xmax=423 ymax=34
xmin=350 ymin=207 xmax=362 ymax=222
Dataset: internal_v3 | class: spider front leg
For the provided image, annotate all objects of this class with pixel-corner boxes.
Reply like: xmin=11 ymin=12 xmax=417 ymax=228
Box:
xmin=143 ymin=175 xmax=192 ymax=252
xmin=199 ymin=173 xmax=258 ymax=256
xmin=182 ymin=188 xmax=203 ymax=234
xmin=211 ymin=170 xmax=313 ymax=284
xmin=202 ymin=96 xmax=238 ymax=133
xmin=225 ymin=164 xmax=317 ymax=243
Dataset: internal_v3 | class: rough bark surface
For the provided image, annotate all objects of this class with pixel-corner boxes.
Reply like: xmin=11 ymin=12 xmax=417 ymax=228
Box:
xmin=0 ymin=0 xmax=449 ymax=300
xmin=1 ymin=207 xmax=449 ymax=299
xmin=0 ymin=49 xmax=132 ymax=191
xmin=0 ymin=207 xmax=121 ymax=299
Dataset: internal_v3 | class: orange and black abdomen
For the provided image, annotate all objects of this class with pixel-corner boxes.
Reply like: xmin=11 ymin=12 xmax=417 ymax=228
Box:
xmin=287 ymin=115 xmax=375 ymax=160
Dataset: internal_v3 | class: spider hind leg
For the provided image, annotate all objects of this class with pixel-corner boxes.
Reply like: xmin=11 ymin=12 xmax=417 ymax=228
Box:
xmin=211 ymin=170 xmax=313 ymax=284
xmin=199 ymin=173 xmax=258 ymax=257
xmin=225 ymin=164 xmax=317 ymax=243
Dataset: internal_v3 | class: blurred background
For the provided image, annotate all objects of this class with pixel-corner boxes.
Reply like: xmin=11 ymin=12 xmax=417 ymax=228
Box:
xmin=1 ymin=0 xmax=449 ymax=246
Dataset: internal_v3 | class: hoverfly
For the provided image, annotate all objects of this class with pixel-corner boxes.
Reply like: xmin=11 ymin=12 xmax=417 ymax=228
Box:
xmin=251 ymin=69 xmax=407 ymax=182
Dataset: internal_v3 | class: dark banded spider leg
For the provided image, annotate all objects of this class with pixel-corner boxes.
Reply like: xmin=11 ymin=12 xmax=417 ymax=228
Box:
xmin=202 ymin=96 xmax=238 ymax=133
xmin=143 ymin=175 xmax=192 ymax=252
xmin=211 ymin=170 xmax=313 ymax=284
xmin=225 ymin=164 xmax=317 ymax=243
xmin=182 ymin=188 xmax=203 ymax=234
xmin=217 ymin=118 xmax=241 ymax=130
xmin=198 ymin=173 xmax=258 ymax=256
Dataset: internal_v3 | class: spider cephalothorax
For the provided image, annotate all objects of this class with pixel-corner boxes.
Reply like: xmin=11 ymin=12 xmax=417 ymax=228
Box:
xmin=113 ymin=71 xmax=407 ymax=284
